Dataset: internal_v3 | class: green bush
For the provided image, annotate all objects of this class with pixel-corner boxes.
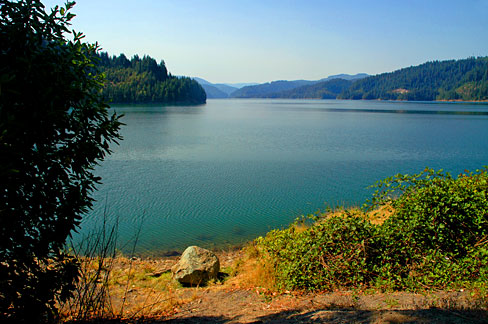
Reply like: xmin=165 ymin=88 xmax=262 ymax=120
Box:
xmin=256 ymin=168 xmax=488 ymax=291
xmin=0 ymin=1 xmax=121 ymax=322
xmin=258 ymin=212 xmax=376 ymax=291
xmin=371 ymin=168 xmax=488 ymax=289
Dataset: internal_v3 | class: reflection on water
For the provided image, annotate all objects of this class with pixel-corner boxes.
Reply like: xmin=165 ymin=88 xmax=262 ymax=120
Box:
xmin=78 ymin=99 xmax=488 ymax=255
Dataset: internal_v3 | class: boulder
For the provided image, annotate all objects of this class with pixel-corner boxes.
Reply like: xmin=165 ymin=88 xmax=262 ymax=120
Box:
xmin=171 ymin=246 xmax=220 ymax=285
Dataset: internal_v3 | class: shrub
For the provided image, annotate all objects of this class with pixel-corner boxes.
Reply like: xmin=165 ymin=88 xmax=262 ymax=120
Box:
xmin=0 ymin=1 xmax=121 ymax=322
xmin=257 ymin=211 xmax=376 ymax=291
xmin=370 ymin=168 xmax=488 ymax=289
xmin=256 ymin=168 xmax=488 ymax=291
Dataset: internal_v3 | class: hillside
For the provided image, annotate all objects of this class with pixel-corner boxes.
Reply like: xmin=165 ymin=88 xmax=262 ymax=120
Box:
xmin=98 ymin=53 xmax=206 ymax=104
xmin=339 ymin=57 xmax=488 ymax=101
xmin=229 ymin=73 xmax=368 ymax=98
xmin=326 ymin=73 xmax=369 ymax=81
xmin=261 ymin=78 xmax=353 ymax=99
xmin=199 ymin=83 xmax=229 ymax=98
xmin=193 ymin=77 xmax=239 ymax=98
xmin=214 ymin=83 xmax=239 ymax=96
xmin=230 ymin=80 xmax=314 ymax=98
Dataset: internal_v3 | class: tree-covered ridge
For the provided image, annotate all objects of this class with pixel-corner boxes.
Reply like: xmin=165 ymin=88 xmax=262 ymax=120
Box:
xmin=97 ymin=52 xmax=206 ymax=104
xmin=226 ymin=74 xmax=368 ymax=99
xmin=230 ymin=80 xmax=314 ymax=98
xmin=339 ymin=57 xmax=488 ymax=101
xmin=262 ymin=78 xmax=353 ymax=99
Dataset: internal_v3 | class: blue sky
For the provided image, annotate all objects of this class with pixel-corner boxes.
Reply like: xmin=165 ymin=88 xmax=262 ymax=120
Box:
xmin=41 ymin=0 xmax=488 ymax=83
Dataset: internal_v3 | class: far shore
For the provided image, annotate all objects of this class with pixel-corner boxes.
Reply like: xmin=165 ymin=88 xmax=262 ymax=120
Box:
xmin=210 ymin=97 xmax=488 ymax=103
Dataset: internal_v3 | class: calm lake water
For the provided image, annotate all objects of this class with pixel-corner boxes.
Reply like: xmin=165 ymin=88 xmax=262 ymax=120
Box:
xmin=80 ymin=99 xmax=488 ymax=255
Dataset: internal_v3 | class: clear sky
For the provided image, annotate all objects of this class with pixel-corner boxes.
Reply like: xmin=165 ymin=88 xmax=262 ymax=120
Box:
xmin=41 ymin=0 xmax=488 ymax=84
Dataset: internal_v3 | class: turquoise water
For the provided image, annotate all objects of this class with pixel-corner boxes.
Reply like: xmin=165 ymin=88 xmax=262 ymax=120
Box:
xmin=81 ymin=99 xmax=488 ymax=255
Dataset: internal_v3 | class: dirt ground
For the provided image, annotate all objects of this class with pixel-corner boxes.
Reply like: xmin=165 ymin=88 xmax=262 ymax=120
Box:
xmin=90 ymin=287 xmax=488 ymax=323
xmin=72 ymin=248 xmax=487 ymax=324
xmin=162 ymin=287 xmax=487 ymax=324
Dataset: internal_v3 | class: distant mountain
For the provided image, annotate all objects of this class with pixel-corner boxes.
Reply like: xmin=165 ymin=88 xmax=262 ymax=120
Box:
xmin=193 ymin=77 xmax=212 ymax=85
xmin=200 ymin=84 xmax=228 ymax=98
xmin=214 ymin=83 xmax=238 ymax=96
xmin=323 ymin=73 xmax=369 ymax=81
xmin=263 ymin=79 xmax=353 ymax=99
xmin=193 ymin=77 xmax=239 ymax=98
xmin=230 ymin=74 xmax=368 ymax=98
xmin=194 ymin=74 xmax=370 ymax=99
xmin=224 ymin=82 xmax=260 ymax=89
xmin=230 ymin=80 xmax=315 ymax=98
xmin=339 ymin=57 xmax=488 ymax=101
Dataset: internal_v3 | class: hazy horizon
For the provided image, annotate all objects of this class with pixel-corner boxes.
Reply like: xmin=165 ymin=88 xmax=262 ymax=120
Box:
xmin=41 ymin=0 xmax=488 ymax=84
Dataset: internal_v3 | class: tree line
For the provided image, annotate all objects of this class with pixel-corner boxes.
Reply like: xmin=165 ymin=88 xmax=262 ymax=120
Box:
xmin=97 ymin=52 xmax=206 ymax=104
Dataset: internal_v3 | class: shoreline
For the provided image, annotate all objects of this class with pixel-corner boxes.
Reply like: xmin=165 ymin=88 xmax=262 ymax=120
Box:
xmin=212 ymin=97 xmax=488 ymax=103
xmin=63 ymin=200 xmax=488 ymax=322
xmin=340 ymin=98 xmax=488 ymax=103
xmin=64 ymin=244 xmax=488 ymax=323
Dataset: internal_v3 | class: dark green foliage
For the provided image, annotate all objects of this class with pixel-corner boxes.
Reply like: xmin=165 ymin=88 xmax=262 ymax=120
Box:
xmin=0 ymin=1 xmax=122 ymax=322
xmin=339 ymin=57 xmax=488 ymax=101
xmin=230 ymin=80 xmax=314 ymax=98
xmin=369 ymin=168 xmax=488 ymax=289
xmin=264 ymin=78 xmax=353 ymax=99
xmin=97 ymin=52 xmax=206 ymax=104
xmin=257 ymin=168 xmax=488 ymax=291
xmin=258 ymin=213 xmax=374 ymax=291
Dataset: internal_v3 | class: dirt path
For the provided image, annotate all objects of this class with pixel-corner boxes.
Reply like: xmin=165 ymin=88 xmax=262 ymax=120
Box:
xmin=163 ymin=288 xmax=487 ymax=323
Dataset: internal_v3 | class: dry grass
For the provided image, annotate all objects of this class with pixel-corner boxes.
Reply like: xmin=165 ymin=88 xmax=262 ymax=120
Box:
xmin=104 ymin=257 xmax=181 ymax=318
xmin=322 ymin=204 xmax=394 ymax=225
xmin=60 ymin=248 xmax=251 ymax=322
xmin=365 ymin=203 xmax=394 ymax=225
xmin=59 ymin=256 xmax=189 ymax=321
xmin=225 ymin=244 xmax=276 ymax=291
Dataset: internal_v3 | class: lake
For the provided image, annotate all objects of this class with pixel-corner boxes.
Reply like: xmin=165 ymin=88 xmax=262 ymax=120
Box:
xmin=80 ymin=99 xmax=488 ymax=255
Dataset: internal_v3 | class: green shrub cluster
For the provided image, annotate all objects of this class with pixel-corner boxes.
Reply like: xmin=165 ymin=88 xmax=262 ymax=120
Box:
xmin=256 ymin=168 xmax=488 ymax=291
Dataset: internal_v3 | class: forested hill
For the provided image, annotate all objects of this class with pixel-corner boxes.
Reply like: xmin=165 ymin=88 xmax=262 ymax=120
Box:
xmin=230 ymin=80 xmax=314 ymax=98
xmin=260 ymin=79 xmax=353 ymax=99
xmin=339 ymin=57 xmax=488 ymax=101
xmin=228 ymin=74 xmax=367 ymax=99
xmin=97 ymin=53 xmax=206 ymax=104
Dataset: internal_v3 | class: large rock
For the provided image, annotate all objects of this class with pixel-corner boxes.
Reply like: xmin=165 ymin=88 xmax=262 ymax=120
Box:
xmin=171 ymin=246 xmax=220 ymax=285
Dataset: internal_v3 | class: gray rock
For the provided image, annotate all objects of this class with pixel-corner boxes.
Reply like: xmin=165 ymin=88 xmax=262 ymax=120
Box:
xmin=171 ymin=246 xmax=220 ymax=285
